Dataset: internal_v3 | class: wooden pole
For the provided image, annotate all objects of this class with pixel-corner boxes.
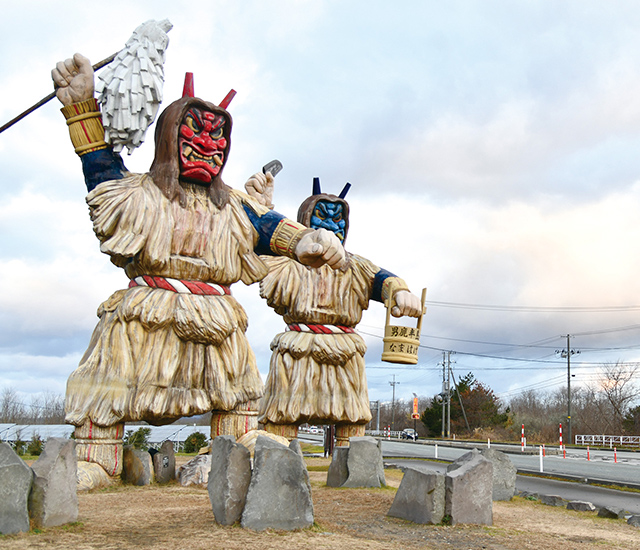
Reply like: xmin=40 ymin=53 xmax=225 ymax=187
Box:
xmin=0 ymin=53 xmax=117 ymax=135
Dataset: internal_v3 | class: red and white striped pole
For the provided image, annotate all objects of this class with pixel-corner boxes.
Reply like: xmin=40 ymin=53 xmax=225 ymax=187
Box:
xmin=559 ymin=423 xmax=563 ymax=447
xmin=521 ymin=424 xmax=525 ymax=452
xmin=587 ymin=445 xmax=590 ymax=461
xmin=614 ymin=447 xmax=617 ymax=463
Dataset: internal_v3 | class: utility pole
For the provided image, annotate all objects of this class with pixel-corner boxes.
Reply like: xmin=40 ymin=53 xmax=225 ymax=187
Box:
xmin=389 ymin=375 xmax=399 ymax=431
xmin=450 ymin=368 xmax=470 ymax=432
xmin=556 ymin=335 xmax=579 ymax=445
xmin=446 ymin=356 xmax=451 ymax=438
xmin=441 ymin=352 xmax=446 ymax=439
xmin=369 ymin=400 xmax=381 ymax=432
xmin=440 ymin=351 xmax=454 ymax=438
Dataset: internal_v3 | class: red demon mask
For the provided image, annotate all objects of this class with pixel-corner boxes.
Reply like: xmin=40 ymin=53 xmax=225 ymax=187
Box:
xmin=178 ymin=107 xmax=227 ymax=184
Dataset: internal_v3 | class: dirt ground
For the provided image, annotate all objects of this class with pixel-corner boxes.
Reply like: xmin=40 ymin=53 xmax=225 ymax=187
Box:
xmin=1 ymin=457 xmax=639 ymax=550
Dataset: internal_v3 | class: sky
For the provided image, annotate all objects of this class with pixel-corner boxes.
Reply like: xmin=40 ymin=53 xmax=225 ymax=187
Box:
xmin=2 ymin=0 xmax=640 ymax=415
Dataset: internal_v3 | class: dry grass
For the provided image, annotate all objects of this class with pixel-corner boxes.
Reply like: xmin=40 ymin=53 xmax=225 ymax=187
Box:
xmin=1 ymin=456 xmax=638 ymax=550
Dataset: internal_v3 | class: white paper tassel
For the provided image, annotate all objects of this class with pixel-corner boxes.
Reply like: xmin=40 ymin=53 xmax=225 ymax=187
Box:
xmin=96 ymin=19 xmax=172 ymax=155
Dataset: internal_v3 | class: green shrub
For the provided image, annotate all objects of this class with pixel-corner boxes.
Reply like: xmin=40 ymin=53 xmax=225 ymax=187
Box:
xmin=183 ymin=431 xmax=208 ymax=454
xmin=13 ymin=437 xmax=26 ymax=456
xmin=124 ymin=427 xmax=151 ymax=451
xmin=27 ymin=434 xmax=44 ymax=456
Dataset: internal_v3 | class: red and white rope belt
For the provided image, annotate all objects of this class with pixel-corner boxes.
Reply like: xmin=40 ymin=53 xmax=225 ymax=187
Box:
xmin=128 ymin=275 xmax=231 ymax=296
xmin=286 ymin=323 xmax=356 ymax=334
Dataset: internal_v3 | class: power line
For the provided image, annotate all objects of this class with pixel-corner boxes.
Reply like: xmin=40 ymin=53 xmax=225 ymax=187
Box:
xmin=425 ymin=300 xmax=640 ymax=312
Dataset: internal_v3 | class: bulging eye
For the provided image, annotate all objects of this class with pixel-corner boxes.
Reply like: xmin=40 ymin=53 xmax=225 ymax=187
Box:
xmin=186 ymin=116 xmax=200 ymax=132
xmin=314 ymin=208 xmax=326 ymax=221
xmin=334 ymin=213 xmax=342 ymax=222
xmin=210 ymin=127 xmax=224 ymax=139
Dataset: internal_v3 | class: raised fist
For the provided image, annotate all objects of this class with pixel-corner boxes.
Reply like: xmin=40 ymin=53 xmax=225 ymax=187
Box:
xmin=51 ymin=53 xmax=94 ymax=106
xmin=244 ymin=171 xmax=275 ymax=209
xmin=295 ymin=228 xmax=347 ymax=269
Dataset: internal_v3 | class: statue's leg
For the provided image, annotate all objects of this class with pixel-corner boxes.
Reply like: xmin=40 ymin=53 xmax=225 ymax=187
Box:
xmin=335 ymin=423 xmax=366 ymax=447
xmin=263 ymin=422 xmax=298 ymax=441
xmin=210 ymin=399 xmax=260 ymax=440
xmin=74 ymin=420 xmax=125 ymax=476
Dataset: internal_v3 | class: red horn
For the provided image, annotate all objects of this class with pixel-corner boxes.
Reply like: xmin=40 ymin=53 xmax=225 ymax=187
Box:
xmin=182 ymin=73 xmax=194 ymax=98
xmin=219 ymin=89 xmax=236 ymax=110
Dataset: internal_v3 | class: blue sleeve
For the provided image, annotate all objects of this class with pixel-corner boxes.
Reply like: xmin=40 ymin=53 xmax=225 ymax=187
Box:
xmin=371 ymin=268 xmax=398 ymax=303
xmin=80 ymin=148 xmax=128 ymax=192
xmin=242 ymin=203 xmax=288 ymax=255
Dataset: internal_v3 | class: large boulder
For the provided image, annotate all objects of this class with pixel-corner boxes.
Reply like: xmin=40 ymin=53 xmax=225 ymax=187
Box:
xmin=445 ymin=449 xmax=493 ymax=526
xmin=479 ymin=448 xmax=516 ymax=501
xmin=177 ymin=454 xmax=211 ymax=486
xmin=388 ymin=468 xmax=445 ymax=524
xmin=0 ymin=443 xmax=33 ymax=535
xmin=208 ymin=436 xmax=252 ymax=525
xmin=341 ymin=437 xmax=385 ymax=488
xmin=151 ymin=440 xmax=175 ymax=484
xmin=326 ymin=446 xmax=349 ymax=488
xmin=29 ymin=438 xmax=78 ymax=528
xmin=241 ymin=436 xmax=313 ymax=531
xmin=122 ymin=445 xmax=153 ymax=486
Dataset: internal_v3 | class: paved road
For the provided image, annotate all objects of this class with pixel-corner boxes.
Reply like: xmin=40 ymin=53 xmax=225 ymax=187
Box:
xmin=378 ymin=439 xmax=640 ymax=486
xmin=299 ymin=434 xmax=640 ymax=512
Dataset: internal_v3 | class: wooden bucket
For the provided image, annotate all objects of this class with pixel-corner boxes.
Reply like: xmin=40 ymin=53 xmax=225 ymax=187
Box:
xmin=381 ymin=288 xmax=426 ymax=365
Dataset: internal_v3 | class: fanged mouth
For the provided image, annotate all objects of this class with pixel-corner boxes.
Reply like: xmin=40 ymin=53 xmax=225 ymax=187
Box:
xmin=182 ymin=145 xmax=223 ymax=166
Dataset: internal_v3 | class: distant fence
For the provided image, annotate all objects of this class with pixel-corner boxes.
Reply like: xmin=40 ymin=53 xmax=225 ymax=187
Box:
xmin=0 ymin=423 xmax=209 ymax=453
xmin=575 ymin=434 xmax=640 ymax=448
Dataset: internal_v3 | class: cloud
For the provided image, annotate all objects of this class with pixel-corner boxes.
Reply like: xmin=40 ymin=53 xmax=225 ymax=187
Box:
xmin=3 ymin=1 xmax=640 ymax=407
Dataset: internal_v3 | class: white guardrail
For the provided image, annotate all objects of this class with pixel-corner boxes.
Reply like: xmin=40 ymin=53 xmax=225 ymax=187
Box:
xmin=575 ymin=434 xmax=640 ymax=448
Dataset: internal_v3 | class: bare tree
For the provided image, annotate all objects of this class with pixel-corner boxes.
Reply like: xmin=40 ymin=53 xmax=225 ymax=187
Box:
xmin=587 ymin=362 xmax=639 ymax=434
xmin=0 ymin=387 xmax=26 ymax=423
xmin=0 ymin=387 xmax=65 ymax=424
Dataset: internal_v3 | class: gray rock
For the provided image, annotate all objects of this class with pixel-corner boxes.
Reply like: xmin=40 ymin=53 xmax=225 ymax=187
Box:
xmin=122 ymin=445 xmax=153 ymax=486
xmin=567 ymin=500 xmax=596 ymax=512
xmin=152 ymin=441 xmax=175 ymax=484
xmin=479 ymin=448 xmax=516 ymax=501
xmin=177 ymin=454 xmax=211 ymax=486
xmin=518 ymin=491 xmax=539 ymax=500
xmin=29 ymin=438 xmax=78 ymax=528
xmin=326 ymin=447 xmax=349 ymax=488
xmin=342 ymin=437 xmax=385 ymax=488
xmin=445 ymin=450 xmax=493 ymax=526
xmin=539 ymin=494 xmax=566 ymax=507
xmin=598 ymin=506 xmax=625 ymax=519
xmin=241 ymin=435 xmax=313 ymax=531
xmin=0 ymin=442 xmax=33 ymax=535
xmin=388 ymin=468 xmax=445 ymax=524
xmin=208 ymin=436 xmax=252 ymax=525
xmin=628 ymin=515 xmax=640 ymax=527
